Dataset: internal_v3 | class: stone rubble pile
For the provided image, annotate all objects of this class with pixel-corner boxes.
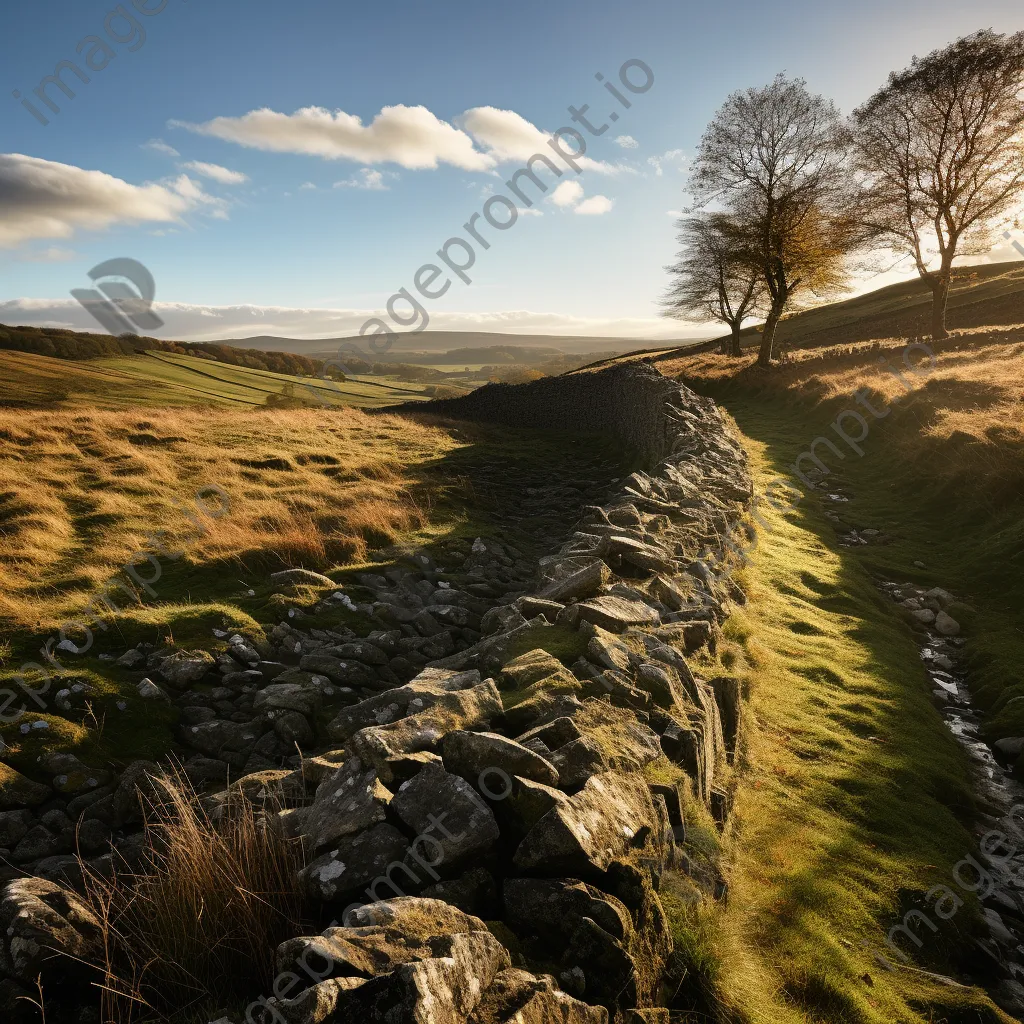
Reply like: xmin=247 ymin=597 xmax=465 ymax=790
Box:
xmin=0 ymin=364 xmax=754 ymax=1023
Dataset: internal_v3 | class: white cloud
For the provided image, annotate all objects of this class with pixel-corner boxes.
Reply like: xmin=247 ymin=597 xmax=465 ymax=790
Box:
xmin=647 ymin=149 xmax=688 ymax=177
xmin=0 ymin=154 xmax=222 ymax=248
xmin=614 ymin=135 xmax=639 ymax=149
xmin=0 ymin=297 xmax=711 ymax=343
xmin=174 ymin=104 xmax=495 ymax=171
xmin=550 ymin=181 xmax=584 ymax=207
xmin=299 ymin=182 xmax=317 ymax=191
xmin=174 ymin=102 xmax=623 ymax=176
xmin=461 ymin=106 xmax=620 ymax=175
xmin=181 ymin=161 xmax=249 ymax=184
xmin=575 ymin=195 xmax=614 ymax=216
xmin=142 ymin=138 xmax=180 ymax=157
xmin=334 ymin=168 xmax=389 ymax=191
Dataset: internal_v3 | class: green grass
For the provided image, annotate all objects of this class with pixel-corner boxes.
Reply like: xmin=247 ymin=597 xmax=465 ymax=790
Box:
xmin=0 ymin=348 xmax=447 ymax=410
xmin=658 ymin=421 xmax=1011 ymax=1022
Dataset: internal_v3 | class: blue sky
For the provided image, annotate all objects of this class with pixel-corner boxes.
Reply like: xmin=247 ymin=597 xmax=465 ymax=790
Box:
xmin=3 ymin=0 xmax=1023 ymax=343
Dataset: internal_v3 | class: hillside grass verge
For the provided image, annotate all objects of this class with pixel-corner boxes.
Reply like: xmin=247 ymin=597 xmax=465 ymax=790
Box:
xmin=662 ymin=423 xmax=1011 ymax=1023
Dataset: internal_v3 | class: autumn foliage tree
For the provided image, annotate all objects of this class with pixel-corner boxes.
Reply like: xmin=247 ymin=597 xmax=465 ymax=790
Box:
xmin=663 ymin=213 xmax=767 ymax=356
xmin=853 ymin=30 xmax=1024 ymax=340
xmin=690 ymin=75 xmax=857 ymax=365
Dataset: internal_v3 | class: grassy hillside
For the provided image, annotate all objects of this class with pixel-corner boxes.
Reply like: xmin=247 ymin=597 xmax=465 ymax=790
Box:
xmin=722 ymin=259 xmax=1024 ymax=354
xmin=0 ymin=349 xmax=458 ymax=410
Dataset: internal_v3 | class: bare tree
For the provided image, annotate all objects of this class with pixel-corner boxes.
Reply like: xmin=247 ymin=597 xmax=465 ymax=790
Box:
xmin=853 ymin=30 xmax=1024 ymax=340
xmin=663 ymin=213 xmax=767 ymax=356
xmin=691 ymin=75 xmax=856 ymax=366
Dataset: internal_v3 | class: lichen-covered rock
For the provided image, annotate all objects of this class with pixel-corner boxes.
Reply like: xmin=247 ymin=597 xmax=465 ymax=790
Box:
xmin=331 ymin=930 xmax=510 ymax=1022
xmin=513 ymin=772 xmax=663 ymax=876
xmin=504 ymin=878 xmax=632 ymax=946
xmin=574 ymin=596 xmax=661 ymax=633
xmin=326 ymin=669 xmax=481 ymax=743
xmin=468 ymin=969 xmax=609 ymax=1023
xmin=391 ymin=762 xmax=500 ymax=870
xmin=270 ymin=568 xmax=337 ymax=588
xmin=299 ymin=823 xmax=409 ymax=902
xmin=349 ymin=681 xmax=502 ymax=770
xmin=157 ymin=648 xmax=215 ymax=687
xmin=298 ymin=654 xmax=379 ymax=688
xmin=0 ymin=877 xmax=102 ymax=984
xmin=303 ymin=756 xmax=393 ymax=850
xmin=442 ymin=730 xmax=559 ymax=788
xmin=0 ymin=765 xmax=51 ymax=810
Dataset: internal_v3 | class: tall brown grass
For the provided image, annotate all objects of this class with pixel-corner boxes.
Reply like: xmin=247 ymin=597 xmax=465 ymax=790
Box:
xmin=79 ymin=771 xmax=307 ymax=1022
xmin=0 ymin=406 xmax=462 ymax=635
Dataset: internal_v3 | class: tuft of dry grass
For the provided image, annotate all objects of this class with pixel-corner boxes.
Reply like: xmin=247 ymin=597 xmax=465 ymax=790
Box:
xmin=79 ymin=770 xmax=307 ymax=1022
xmin=0 ymin=405 xmax=462 ymax=636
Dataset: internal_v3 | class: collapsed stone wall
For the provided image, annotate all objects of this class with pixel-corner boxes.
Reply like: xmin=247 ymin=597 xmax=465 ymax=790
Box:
xmin=0 ymin=361 xmax=753 ymax=1024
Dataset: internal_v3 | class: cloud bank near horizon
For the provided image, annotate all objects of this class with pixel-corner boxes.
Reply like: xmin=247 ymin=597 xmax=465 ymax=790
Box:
xmin=0 ymin=297 xmax=710 ymax=345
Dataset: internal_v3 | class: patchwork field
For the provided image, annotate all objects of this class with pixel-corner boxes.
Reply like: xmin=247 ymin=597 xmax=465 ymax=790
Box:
xmin=0 ymin=349 xmax=466 ymax=410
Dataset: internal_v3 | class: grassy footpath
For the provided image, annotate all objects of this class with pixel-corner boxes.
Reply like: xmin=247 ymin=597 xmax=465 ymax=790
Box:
xmin=663 ymin=404 xmax=1013 ymax=1023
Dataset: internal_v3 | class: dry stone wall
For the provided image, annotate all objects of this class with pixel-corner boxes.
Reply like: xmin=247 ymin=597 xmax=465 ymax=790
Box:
xmin=0 ymin=362 xmax=753 ymax=1024
xmin=388 ymin=362 xmax=714 ymax=469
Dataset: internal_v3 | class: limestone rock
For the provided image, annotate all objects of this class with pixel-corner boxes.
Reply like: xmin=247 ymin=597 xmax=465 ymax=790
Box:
xmin=480 ymin=605 xmax=529 ymax=636
xmin=514 ymin=771 xmax=662 ymax=875
xmin=326 ymin=669 xmax=481 ymax=743
xmin=468 ymin=969 xmax=608 ymax=1023
xmin=331 ymin=930 xmax=510 ymax=1022
xmin=442 ymin=730 xmax=559 ymax=788
xmin=537 ymin=560 xmax=610 ymax=603
xmin=504 ymin=878 xmax=632 ymax=945
xmin=0 ymin=765 xmax=51 ymax=810
xmin=0 ymin=877 xmax=102 ymax=984
xmin=303 ymin=757 xmax=393 ymax=850
xmin=270 ymin=568 xmax=337 ymax=588
xmin=349 ymin=681 xmax=502 ymax=770
xmin=298 ymin=655 xmax=378 ymax=688
xmin=299 ymin=823 xmax=409 ymax=902
xmin=391 ymin=763 xmax=500 ymax=869
xmin=935 ymin=610 xmax=961 ymax=636
xmin=157 ymin=648 xmax=215 ymax=687
xmin=575 ymin=596 xmax=660 ymax=633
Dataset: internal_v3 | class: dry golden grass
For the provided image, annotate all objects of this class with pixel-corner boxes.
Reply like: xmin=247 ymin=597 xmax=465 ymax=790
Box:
xmin=0 ymin=405 xmax=461 ymax=635
xmin=656 ymin=332 xmax=1024 ymax=479
xmin=80 ymin=771 xmax=307 ymax=1022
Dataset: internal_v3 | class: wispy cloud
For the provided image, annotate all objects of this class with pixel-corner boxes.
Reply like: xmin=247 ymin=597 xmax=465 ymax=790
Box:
xmin=333 ymin=168 xmax=390 ymax=191
xmin=647 ymin=149 xmax=688 ymax=177
xmin=181 ymin=161 xmax=249 ymax=185
xmin=614 ymin=135 xmax=639 ymax=149
xmin=142 ymin=138 xmax=180 ymax=158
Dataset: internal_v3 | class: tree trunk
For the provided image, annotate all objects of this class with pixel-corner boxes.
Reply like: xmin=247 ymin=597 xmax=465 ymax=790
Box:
xmin=757 ymin=309 xmax=781 ymax=367
xmin=930 ymin=271 xmax=951 ymax=340
xmin=729 ymin=324 xmax=743 ymax=357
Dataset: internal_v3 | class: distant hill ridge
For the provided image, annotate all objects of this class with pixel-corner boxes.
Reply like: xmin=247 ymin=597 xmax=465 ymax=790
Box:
xmin=0 ymin=323 xmax=343 ymax=379
xmin=211 ymin=331 xmax=669 ymax=359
